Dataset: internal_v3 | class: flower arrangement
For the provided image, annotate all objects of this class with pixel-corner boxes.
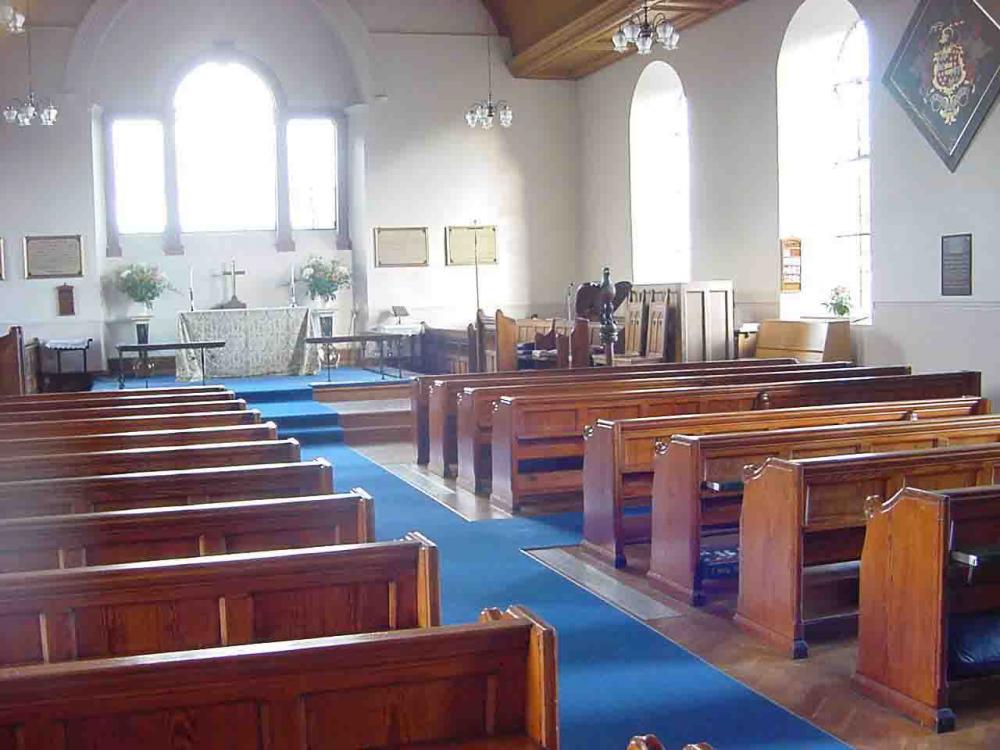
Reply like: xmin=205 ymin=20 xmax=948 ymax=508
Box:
xmin=301 ymin=256 xmax=351 ymax=305
xmin=111 ymin=264 xmax=175 ymax=307
xmin=822 ymin=286 xmax=852 ymax=317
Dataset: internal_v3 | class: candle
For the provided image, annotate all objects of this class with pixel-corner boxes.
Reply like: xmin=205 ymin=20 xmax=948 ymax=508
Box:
xmin=189 ymin=267 xmax=195 ymax=311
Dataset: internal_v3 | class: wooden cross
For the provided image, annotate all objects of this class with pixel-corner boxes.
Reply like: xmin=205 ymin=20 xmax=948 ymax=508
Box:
xmin=215 ymin=259 xmax=247 ymax=309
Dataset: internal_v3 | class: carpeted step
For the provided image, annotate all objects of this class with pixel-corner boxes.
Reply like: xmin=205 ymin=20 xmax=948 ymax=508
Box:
xmin=269 ymin=412 xmax=341 ymax=429
xmin=233 ymin=386 xmax=314 ymax=404
xmin=279 ymin=425 xmax=345 ymax=445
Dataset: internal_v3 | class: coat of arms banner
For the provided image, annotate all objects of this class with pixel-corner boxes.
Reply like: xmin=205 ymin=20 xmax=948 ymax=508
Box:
xmin=885 ymin=0 xmax=1000 ymax=172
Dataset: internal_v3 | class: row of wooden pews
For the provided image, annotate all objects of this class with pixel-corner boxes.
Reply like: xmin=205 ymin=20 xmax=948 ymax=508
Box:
xmin=410 ymin=353 xmax=1000 ymax=733
xmin=0 ymin=385 xmax=560 ymax=747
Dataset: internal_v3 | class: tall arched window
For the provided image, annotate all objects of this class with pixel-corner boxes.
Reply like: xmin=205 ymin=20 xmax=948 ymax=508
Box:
xmin=174 ymin=61 xmax=278 ymax=233
xmin=778 ymin=0 xmax=871 ymax=320
xmin=630 ymin=61 xmax=691 ymax=284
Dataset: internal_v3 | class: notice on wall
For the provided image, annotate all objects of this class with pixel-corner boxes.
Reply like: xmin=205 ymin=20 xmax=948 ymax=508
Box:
xmin=446 ymin=225 xmax=497 ymax=266
xmin=374 ymin=227 xmax=429 ymax=267
xmin=941 ymin=234 xmax=972 ymax=296
xmin=780 ymin=237 xmax=802 ymax=292
xmin=24 ymin=235 xmax=84 ymax=279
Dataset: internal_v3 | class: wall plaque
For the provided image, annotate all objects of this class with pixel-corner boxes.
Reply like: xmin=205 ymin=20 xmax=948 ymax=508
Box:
xmin=24 ymin=235 xmax=84 ymax=279
xmin=57 ymin=285 xmax=76 ymax=317
xmin=780 ymin=237 xmax=802 ymax=292
xmin=374 ymin=227 xmax=429 ymax=267
xmin=941 ymin=233 xmax=972 ymax=296
xmin=446 ymin=225 xmax=498 ymax=266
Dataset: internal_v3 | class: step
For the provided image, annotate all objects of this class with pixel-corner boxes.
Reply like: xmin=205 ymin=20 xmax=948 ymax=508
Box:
xmin=269 ymin=412 xmax=341 ymax=429
xmin=278 ymin=425 xmax=345 ymax=445
xmin=313 ymin=381 xmax=413 ymax=403
xmin=344 ymin=424 xmax=411 ymax=446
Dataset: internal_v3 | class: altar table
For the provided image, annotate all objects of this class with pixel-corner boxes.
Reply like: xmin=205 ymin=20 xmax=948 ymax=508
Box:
xmin=177 ymin=308 xmax=319 ymax=380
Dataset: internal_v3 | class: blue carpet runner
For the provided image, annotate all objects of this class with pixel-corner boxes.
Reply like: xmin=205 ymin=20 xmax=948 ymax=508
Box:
xmin=233 ymin=387 xmax=848 ymax=750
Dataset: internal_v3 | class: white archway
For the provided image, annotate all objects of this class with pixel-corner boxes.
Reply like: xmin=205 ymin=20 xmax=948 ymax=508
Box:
xmin=629 ymin=61 xmax=691 ymax=284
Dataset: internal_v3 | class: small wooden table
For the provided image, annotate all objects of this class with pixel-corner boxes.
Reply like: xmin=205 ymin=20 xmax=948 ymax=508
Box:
xmin=116 ymin=341 xmax=226 ymax=389
xmin=306 ymin=333 xmax=414 ymax=381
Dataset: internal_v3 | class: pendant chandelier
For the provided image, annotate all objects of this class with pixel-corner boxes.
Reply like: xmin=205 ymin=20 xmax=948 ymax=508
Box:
xmin=1 ymin=3 xmax=25 ymax=34
xmin=2 ymin=0 xmax=58 ymax=127
xmin=612 ymin=2 xmax=680 ymax=55
xmin=465 ymin=37 xmax=512 ymax=130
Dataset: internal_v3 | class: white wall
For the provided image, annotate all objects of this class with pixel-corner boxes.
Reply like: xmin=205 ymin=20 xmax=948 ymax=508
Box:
xmin=578 ymin=0 xmax=1000 ymax=399
xmin=0 ymin=0 xmax=581 ymax=367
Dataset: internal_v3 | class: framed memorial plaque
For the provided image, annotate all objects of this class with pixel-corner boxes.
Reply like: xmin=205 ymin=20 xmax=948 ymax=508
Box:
xmin=780 ymin=238 xmax=802 ymax=292
xmin=24 ymin=235 xmax=84 ymax=279
xmin=374 ymin=227 xmax=429 ymax=267
xmin=445 ymin=225 xmax=497 ymax=266
xmin=941 ymin=233 xmax=972 ymax=296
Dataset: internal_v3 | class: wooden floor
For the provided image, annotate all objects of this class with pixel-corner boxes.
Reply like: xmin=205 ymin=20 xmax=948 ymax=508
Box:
xmin=356 ymin=443 xmax=1000 ymax=749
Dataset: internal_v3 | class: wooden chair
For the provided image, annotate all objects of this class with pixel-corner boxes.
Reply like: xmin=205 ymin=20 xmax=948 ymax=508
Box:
xmin=0 ymin=605 xmax=558 ymax=749
xmin=855 ymin=486 xmax=1000 ymax=732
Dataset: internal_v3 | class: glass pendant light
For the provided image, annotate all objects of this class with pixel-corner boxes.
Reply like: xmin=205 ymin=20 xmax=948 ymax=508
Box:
xmin=464 ymin=37 xmax=513 ymax=131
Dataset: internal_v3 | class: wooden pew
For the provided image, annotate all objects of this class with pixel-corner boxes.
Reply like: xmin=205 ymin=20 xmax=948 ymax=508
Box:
xmin=447 ymin=362 xmax=875 ymax=485
xmin=0 ymin=398 xmax=246 ymax=424
xmin=0 ymin=605 xmax=557 ymax=749
xmin=647 ymin=415 xmax=1000 ymax=607
xmin=490 ymin=372 xmax=981 ymax=514
xmin=0 ymin=458 xmax=334 ymax=519
xmin=854 ymin=486 xmax=1000 ymax=732
xmin=583 ymin=396 xmax=990 ymax=568
xmin=735 ymin=443 xmax=1000 ymax=658
xmin=0 ymin=389 xmax=235 ymax=412
xmin=412 ymin=357 xmax=798 ymax=466
xmin=0 ymin=492 xmax=375 ymax=573
xmin=0 ymin=534 xmax=440 ymax=666
xmin=463 ymin=365 xmax=903 ymax=492
xmin=0 ymin=326 xmax=28 ymax=396
xmin=0 ymin=384 xmax=228 ymax=403
xmin=0 ymin=408 xmax=262 ymax=439
xmin=0 ymin=422 xmax=278 ymax=458
xmin=0 ymin=438 xmax=301 ymax=481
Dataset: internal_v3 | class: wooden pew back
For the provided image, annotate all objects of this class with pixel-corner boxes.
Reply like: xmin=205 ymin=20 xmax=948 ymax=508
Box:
xmin=737 ymin=443 xmax=1000 ymax=658
xmin=0 ymin=458 xmax=334 ymax=519
xmin=0 ymin=606 xmax=557 ymax=749
xmin=0 ymin=326 xmax=26 ymax=396
xmin=582 ymin=396 xmax=990 ymax=567
xmin=0 ymin=398 xmax=246 ymax=423
xmin=0 ymin=408 xmax=261 ymax=439
xmin=0 ymin=385 xmax=228 ymax=403
xmin=648 ymin=415 xmax=1000 ymax=606
xmin=0 ymin=389 xmax=235 ymax=412
xmin=645 ymin=301 xmax=668 ymax=360
xmin=0 ymin=438 xmax=301 ymax=481
xmin=0 ymin=492 xmax=375 ymax=574
xmin=855 ymin=486 xmax=1000 ymax=731
xmin=0 ymin=422 xmax=278 ymax=458
xmin=0 ymin=534 xmax=440 ymax=666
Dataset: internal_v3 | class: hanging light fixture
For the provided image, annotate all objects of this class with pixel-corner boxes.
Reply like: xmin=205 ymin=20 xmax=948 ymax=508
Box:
xmin=1 ymin=3 xmax=25 ymax=35
xmin=465 ymin=37 xmax=513 ymax=130
xmin=2 ymin=0 xmax=57 ymax=128
xmin=612 ymin=2 xmax=679 ymax=55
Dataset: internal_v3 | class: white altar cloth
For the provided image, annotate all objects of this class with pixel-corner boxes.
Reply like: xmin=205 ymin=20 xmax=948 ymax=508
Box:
xmin=176 ymin=307 xmax=319 ymax=380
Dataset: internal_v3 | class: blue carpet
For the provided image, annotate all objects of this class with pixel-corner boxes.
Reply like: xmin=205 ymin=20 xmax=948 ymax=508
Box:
xmin=292 ymin=440 xmax=848 ymax=750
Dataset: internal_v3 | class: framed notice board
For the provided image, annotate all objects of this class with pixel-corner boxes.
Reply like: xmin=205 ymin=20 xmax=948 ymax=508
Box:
xmin=941 ymin=233 xmax=972 ymax=296
xmin=24 ymin=235 xmax=84 ymax=279
xmin=374 ymin=227 xmax=429 ymax=267
xmin=780 ymin=238 xmax=802 ymax=292
xmin=446 ymin=225 xmax=497 ymax=266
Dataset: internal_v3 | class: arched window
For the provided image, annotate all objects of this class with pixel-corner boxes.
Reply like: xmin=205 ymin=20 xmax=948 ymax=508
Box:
xmin=174 ymin=61 xmax=278 ymax=233
xmin=630 ymin=61 xmax=690 ymax=284
xmin=778 ymin=0 xmax=871 ymax=320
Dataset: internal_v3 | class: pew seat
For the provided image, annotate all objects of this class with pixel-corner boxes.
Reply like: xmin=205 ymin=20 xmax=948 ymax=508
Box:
xmin=855 ymin=486 xmax=1000 ymax=731
xmin=0 ymin=534 xmax=439 ymax=666
xmin=0 ymin=605 xmax=558 ymax=749
xmin=0 ymin=492 xmax=374 ymax=573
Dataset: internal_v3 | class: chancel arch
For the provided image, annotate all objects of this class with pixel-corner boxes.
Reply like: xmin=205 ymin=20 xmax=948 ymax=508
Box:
xmin=629 ymin=60 xmax=691 ymax=285
xmin=777 ymin=0 xmax=871 ymax=321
